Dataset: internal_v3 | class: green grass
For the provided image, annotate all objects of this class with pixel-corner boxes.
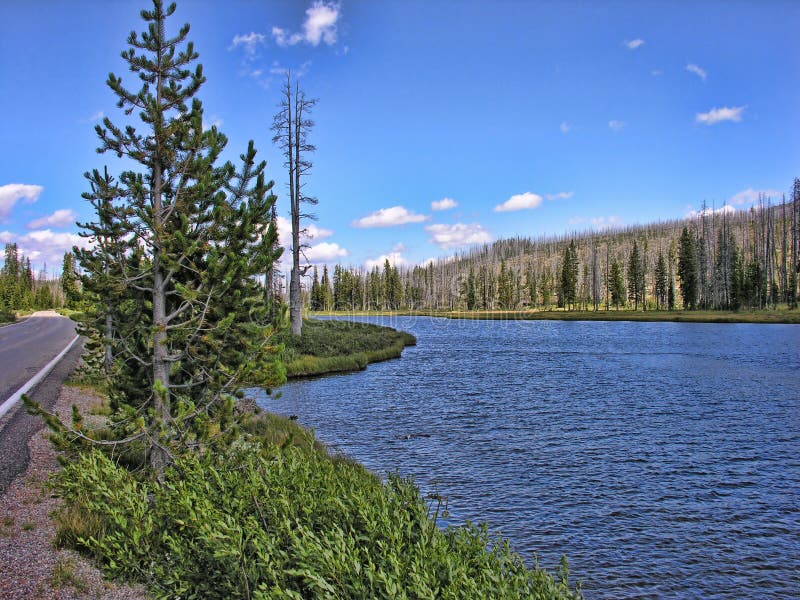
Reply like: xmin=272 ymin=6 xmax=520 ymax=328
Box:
xmin=0 ymin=308 xmax=15 ymax=324
xmin=277 ymin=318 xmax=416 ymax=377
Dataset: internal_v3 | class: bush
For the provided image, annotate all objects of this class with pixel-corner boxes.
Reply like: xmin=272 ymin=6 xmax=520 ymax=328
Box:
xmin=54 ymin=438 xmax=581 ymax=599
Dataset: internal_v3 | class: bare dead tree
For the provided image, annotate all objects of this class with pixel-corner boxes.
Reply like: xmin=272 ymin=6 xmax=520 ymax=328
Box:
xmin=272 ymin=73 xmax=317 ymax=335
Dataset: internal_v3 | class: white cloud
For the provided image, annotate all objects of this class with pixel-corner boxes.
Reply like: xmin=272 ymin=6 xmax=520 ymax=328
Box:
xmin=494 ymin=192 xmax=542 ymax=213
xmin=27 ymin=208 xmax=77 ymax=230
xmin=728 ymin=187 xmax=782 ymax=206
xmin=685 ymin=204 xmax=736 ymax=219
xmin=695 ymin=106 xmax=745 ymax=125
xmin=351 ymin=206 xmax=429 ymax=228
xmin=4 ymin=229 xmax=90 ymax=268
xmin=304 ymin=241 xmax=348 ymax=262
xmin=560 ymin=121 xmax=571 ymax=134
xmin=686 ymin=63 xmax=707 ymax=81
xmin=366 ymin=243 xmax=407 ymax=269
xmin=546 ymin=191 xmax=574 ymax=201
xmin=431 ymin=197 xmax=457 ymax=211
xmin=0 ymin=183 xmax=43 ymax=221
xmin=231 ymin=32 xmax=265 ymax=57
xmin=651 ymin=69 xmax=662 ymax=76
xmin=625 ymin=38 xmax=644 ymax=50
xmin=276 ymin=215 xmax=333 ymax=245
xmin=608 ymin=120 xmax=626 ymax=132
xmin=273 ymin=1 xmax=341 ymax=47
xmin=425 ymin=223 xmax=492 ymax=249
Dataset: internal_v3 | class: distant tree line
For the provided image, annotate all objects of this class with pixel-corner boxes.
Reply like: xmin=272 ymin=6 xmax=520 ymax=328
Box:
xmin=307 ymin=180 xmax=799 ymax=312
xmin=0 ymin=243 xmax=77 ymax=317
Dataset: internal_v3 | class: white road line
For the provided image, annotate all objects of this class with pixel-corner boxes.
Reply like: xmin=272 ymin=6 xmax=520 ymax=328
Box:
xmin=0 ymin=335 xmax=80 ymax=419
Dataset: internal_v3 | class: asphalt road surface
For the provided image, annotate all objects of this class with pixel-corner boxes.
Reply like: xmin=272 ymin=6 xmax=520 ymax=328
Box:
xmin=0 ymin=311 xmax=82 ymax=494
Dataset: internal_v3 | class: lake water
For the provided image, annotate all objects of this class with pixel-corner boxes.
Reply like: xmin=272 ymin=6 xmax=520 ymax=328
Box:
xmin=255 ymin=316 xmax=800 ymax=598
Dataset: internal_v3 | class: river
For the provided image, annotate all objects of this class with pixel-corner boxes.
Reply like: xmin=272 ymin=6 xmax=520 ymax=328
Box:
xmin=255 ymin=316 xmax=800 ymax=598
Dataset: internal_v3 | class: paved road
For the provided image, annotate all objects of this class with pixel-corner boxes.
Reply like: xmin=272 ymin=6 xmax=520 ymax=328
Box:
xmin=0 ymin=311 xmax=82 ymax=494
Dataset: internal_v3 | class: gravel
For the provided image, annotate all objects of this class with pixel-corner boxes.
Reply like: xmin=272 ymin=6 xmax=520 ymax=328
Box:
xmin=0 ymin=384 xmax=149 ymax=599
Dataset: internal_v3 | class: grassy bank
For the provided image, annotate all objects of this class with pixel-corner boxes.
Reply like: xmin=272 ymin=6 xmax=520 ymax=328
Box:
xmin=50 ymin=387 xmax=580 ymax=599
xmin=0 ymin=309 xmax=15 ymax=324
xmin=311 ymin=308 xmax=800 ymax=324
xmin=278 ymin=318 xmax=416 ymax=377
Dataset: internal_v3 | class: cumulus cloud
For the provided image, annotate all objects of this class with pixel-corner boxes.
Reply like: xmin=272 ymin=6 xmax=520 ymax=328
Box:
xmin=560 ymin=121 xmax=571 ymax=134
xmin=275 ymin=215 xmax=334 ymax=249
xmin=625 ymin=38 xmax=644 ymax=50
xmin=366 ymin=243 xmax=407 ymax=269
xmin=27 ymin=209 xmax=77 ymax=230
xmin=425 ymin=223 xmax=492 ymax=249
xmin=685 ymin=204 xmax=736 ymax=219
xmin=546 ymin=191 xmax=573 ymax=201
xmin=608 ymin=120 xmax=626 ymax=132
xmin=3 ymin=229 xmax=90 ymax=268
xmin=273 ymin=1 xmax=341 ymax=47
xmin=0 ymin=183 xmax=44 ymax=221
xmin=431 ymin=197 xmax=457 ymax=211
xmin=685 ymin=63 xmax=707 ymax=81
xmin=728 ymin=187 xmax=782 ymax=206
xmin=695 ymin=106 xmax=745 ymax=125
xmin=494 ymin=192 xmax=542 ymax=213
xmin=351 ymin=206 xmax=429 ymax=228
xmin=304 ymin=242 xmax=348 ymax=262
xmin=231 ymin=32 xmax=265 ymax=57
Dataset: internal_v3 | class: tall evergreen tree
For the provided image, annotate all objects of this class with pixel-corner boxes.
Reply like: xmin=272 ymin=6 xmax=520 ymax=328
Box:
xmin=678 ymin=227 xmax=698 ymax=309
xmin=609 ymin=258 xmax=625 ymax=309
xmin=72 ymin=0 xmax=283 ymax=475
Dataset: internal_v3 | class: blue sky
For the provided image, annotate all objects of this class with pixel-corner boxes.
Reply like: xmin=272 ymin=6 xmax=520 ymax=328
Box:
xmin=1 ymin=1 xmax=798 ymax=272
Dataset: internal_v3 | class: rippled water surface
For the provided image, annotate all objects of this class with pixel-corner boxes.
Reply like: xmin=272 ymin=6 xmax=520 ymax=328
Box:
xmin=255 ymin=316 xmax=800 ymax=598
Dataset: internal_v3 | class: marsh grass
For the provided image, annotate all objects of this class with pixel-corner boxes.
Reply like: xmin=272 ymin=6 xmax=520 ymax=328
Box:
xmin=278 ymin=318 xmax=416 ymax=377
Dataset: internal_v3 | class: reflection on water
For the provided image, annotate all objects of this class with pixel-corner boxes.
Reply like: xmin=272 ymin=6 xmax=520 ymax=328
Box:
xmin=255 ymin=316 xmax=800 ymax=599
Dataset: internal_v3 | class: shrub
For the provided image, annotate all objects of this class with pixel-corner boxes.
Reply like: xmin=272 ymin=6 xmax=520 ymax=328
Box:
xmin=54 ymin=439 xmax=581 ymax=599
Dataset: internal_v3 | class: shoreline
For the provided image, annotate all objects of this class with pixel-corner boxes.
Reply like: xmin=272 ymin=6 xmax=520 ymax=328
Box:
xmin=310 ymin=308 xmax=800 ymax=325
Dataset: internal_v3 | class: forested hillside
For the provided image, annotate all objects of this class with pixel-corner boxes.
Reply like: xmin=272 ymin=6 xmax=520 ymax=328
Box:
xmin=312 ymin=180 xmax=799 ymax=312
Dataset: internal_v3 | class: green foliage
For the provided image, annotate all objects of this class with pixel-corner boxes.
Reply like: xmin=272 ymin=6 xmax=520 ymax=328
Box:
xmin=54 ymin=437 xmax=581 ymax=600
xmin=277 ymin=318 xmax=416 ymax=377
xmin=73 ymin=0 xmax=285 ymax=471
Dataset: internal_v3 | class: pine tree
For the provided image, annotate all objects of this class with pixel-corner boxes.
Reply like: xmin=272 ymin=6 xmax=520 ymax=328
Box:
xmin=61 ymin=252 xmax=80 ymax=308
xmin=654 ymin=250 xmax=667 ymax=310
xmin=609 ymin=258 xmax=625 ymax=309
xmin=73 ymin=0 xmax=283 ymax=475
xmin=320 ymin=265 xmax=333 ymax=311
xmin=627 ymin=240 xmax=643 ymax=310
xmin=678 ymin=227 xmax=698 ymax=309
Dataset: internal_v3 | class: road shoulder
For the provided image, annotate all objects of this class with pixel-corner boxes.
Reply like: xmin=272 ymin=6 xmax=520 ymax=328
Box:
xmin=0 ymin=384 xmax=148 ymax=599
